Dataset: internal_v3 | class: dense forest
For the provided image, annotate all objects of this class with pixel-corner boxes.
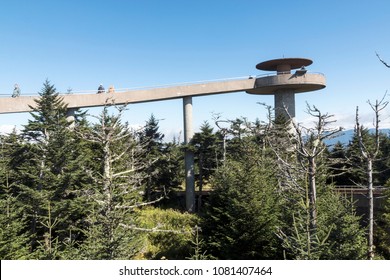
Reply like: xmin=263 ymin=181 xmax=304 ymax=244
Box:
xmin=1 ymin=80 xmax=390 ymax=260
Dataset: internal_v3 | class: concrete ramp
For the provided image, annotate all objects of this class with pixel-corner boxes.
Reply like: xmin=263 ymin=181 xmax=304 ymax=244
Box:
xmin=0 ymin=78 xmax=256 ymax=114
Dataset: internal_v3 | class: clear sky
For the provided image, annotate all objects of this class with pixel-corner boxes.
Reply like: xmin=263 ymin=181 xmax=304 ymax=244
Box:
xmin=1 ymin=0 xmax=389 ymax=140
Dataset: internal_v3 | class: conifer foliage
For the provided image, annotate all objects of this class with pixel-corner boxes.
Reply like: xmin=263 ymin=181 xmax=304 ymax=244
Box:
xmin=78 ymin=105 xmax=151 ymax=259
xmin=0 ymin=80 xmax=389 ymax=260
xmin=0 ymin=132 xmax=31 ymax=259
xmin=201 ymin=133 xmax=283 ymax=259
xmin=10 ymin=80 xmax=87 ymax=258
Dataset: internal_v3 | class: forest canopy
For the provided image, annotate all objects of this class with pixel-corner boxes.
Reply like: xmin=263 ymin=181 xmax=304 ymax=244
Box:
xmin=1 ymin=81 xmax=390 ymax=260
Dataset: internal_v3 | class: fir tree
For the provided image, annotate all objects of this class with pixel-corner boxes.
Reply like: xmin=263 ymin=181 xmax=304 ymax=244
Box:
xmin=0 ymin=132 xmax=31 ymax=259
xmin=138 ymin=114 xmax=183 ymax=203
xmin=190 ymin=121 xmax=221 ymax=183
xmin=327 ymin=141 xmax=350 ymax=185
xmin=190 ymin=121 xmax=222 ymax=211
xmin=137 ymin=114 xmax=167 ymax=201
xmin=11 ymin=80 xmax=88 ymax=258
xmin=346 ymin=127 xmax=375 ymax=185
xmin=376 ymin=181 xmax=390 ymax=259
xmin=202 ymin=139 xmax=283 ymax=259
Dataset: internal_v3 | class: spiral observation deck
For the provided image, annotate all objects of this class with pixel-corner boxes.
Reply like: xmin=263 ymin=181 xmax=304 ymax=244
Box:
xmin=247 ymin=72 xmax=326 ymax=94
xmin=247 ymin=58 xmax=326 ymax=120
xmin=0 ymin=57 xmax=326 ymax=213
xmin=0 ymin=58 xmax=325 ymax=115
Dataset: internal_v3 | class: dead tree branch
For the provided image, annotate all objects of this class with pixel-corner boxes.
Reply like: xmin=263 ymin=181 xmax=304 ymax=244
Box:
xmin=376 ymin=52 xmax=390 ymax=68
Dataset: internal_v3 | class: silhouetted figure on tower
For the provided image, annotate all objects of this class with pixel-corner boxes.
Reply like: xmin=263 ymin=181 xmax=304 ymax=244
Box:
xmin=97 ymin=84 xmax=105 ymax=94
xmin=12 ymin=84 xmax=21 ymax=97
xmin=108 ymin=85 xmax=115 ymax=93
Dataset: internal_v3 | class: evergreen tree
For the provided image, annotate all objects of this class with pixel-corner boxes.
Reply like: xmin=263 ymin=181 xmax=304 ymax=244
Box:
xmin=327 ymin=141 xmax=350 ymax=185
xmin=135 ymin=207 xmax=199 ymax=260
xmin=278 ymin=185 xmax=367 ymax=260
xmin=138 ymin=114 xmax=166 ymax=201
xmin=376 ymin=180 xmax=390 ymax=259
xmin=11 ymin=80 xmax=88 ymax=258
xmin=0 ymin=132 xmax=31 ymax=259
xmin=344 ymin=128 xmax=390 ymax=185
xmin=140 ymin=114 xmax=164 ymax=153
xmin=202 ymin=139 xmax=283 ymax=259
xmin=138 ymin=114 xmax=183 ymax=203
xmin=319 ymin=189 xmax=368 ymax=259
xmin=190 ymin=121 xmax=221 ymax=183
xmin=190 ymin=121 xmax=222 ymax=210
xmin=375 ymin=133 xmax=390 ymax=185
xmin=157 ymin=141 xmax=183 ymax=194
xmin=346 ymin=127 xmax=375 ymax=185
xmin=225 ymin=118 xmax=250 ymax=160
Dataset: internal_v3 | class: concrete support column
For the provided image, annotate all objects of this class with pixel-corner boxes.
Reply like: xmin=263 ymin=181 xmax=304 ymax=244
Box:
xmin=274 ymin=90 xmax=295 ymax=122
xmin=183 ymin=96 xmax=195 ymax=212
xmin=66 ymin=108 xmax=76 ymax=129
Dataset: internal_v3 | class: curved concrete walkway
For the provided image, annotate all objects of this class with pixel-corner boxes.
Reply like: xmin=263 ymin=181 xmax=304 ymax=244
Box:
xmin=0 ymin=78 xmax=256 ymax=114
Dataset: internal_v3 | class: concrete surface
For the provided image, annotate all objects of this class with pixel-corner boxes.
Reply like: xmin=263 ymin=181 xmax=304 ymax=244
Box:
xmin=0 ymin=78 xmax=256 ymax=114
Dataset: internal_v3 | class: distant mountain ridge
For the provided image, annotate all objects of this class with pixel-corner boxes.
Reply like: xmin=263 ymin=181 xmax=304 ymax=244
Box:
xmin=324 ymin=128 xmax=390 ymax=148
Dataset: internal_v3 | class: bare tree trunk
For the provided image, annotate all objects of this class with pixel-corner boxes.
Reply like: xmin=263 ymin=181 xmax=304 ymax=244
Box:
xmin=222 ymin=134 xmax=226 ymax=164
xmin=355 ymin=95 xmax=388 ymax=259
xmin=102 ymin=139 xmax=115 ymax=259
xmin=103 ymin=141 xmax=112 ymax=202
xmin=308 ymin=156 xmax=317 ymax=232
xmin=270 ymin=103 xmax=342 ymax=259
xmin=368 ymin=159 xmax=374 ymax=260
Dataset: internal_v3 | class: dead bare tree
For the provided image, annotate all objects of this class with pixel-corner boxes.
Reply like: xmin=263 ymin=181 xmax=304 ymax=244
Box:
xmin=269 ymin=103 xmax=342 ymax=258
xmin=295 ymin=105 xmax=342 ymax=231
xmin=76 ymin=101 xmax=167 ymax=258
xmin=355 ymin=94 xmax=388 ymax=260
xmin=274 ymin=104 xmax=341 ymax=228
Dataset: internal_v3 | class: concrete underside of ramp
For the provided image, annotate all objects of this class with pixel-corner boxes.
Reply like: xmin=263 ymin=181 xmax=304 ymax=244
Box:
xmin=0 ymin=78 xmax=256 ymax=114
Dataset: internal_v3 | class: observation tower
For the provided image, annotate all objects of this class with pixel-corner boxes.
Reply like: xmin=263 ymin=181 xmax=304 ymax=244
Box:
xmin=0 ymin=56 xmax=326 ymax=213
xmin=246 ymin=58 xmax=326 ymax=121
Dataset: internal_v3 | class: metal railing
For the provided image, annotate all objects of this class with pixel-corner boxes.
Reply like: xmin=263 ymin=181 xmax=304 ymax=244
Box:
xmin=0 ymin=75 xmax=255 ymax=97
xmin=255 ymin=71 xmax=325 ymax=78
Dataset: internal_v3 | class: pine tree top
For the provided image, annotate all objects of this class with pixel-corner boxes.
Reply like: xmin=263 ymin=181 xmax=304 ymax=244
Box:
xmin=22 ymin=80 xmax=70 ymax=142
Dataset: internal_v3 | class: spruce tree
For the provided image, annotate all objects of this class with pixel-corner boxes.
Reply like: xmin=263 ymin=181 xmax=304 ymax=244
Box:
xmin=138 ymin=114 xmax=183 ymax=202
xmin=376 ymin=181 xmax=390 ymax=259
xmin=346 ymin=127 xmax=374 ymax=185
xmin=202 ymin=138 xmax=283 ymax=259
xmin=190 ymin=121 xmax=222 ymax=211
xmin=327 ymin=141 xmax=350 ymax=185
xmin=138 ymin=114 xmax=165 ymax=201
xmin=190 ymin=121 xmax=221 ymax=184
xmin=0 ymin=132 xmax=31 ymax=259
xmin=11 ymin=80 xmax=88 ymax=258
xmin=318 ymin=188 xmax=368 ymax=259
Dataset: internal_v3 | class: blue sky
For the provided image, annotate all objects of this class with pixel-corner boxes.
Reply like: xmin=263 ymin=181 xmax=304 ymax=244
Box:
xmin=1 ymin=0 xmax=389 ymax=140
